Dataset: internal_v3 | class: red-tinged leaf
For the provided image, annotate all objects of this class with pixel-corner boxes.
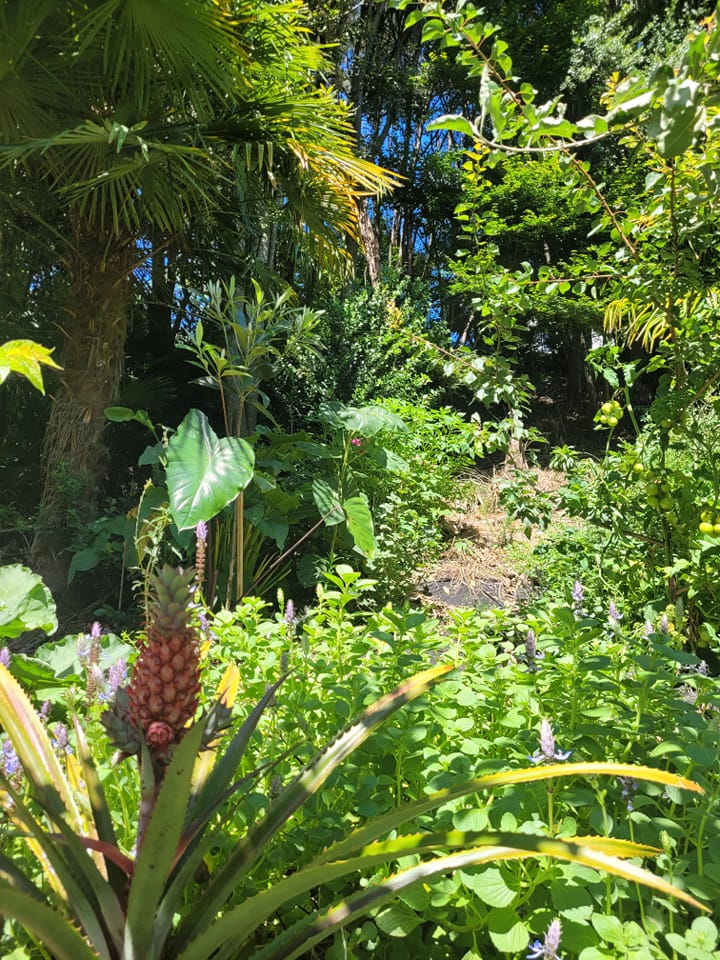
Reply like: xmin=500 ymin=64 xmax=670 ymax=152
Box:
xmin=0 ymin=664 xmax=82 ymax=829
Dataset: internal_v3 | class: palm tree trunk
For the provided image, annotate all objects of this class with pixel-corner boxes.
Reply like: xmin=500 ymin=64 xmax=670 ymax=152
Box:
xmin=32 ymin=227 xmax=135 ymax=591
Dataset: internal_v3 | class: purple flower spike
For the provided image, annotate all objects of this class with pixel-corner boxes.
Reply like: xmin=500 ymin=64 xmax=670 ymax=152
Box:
xmin=572 ymin=580 xmax=585 ymax=615
xmin=659 ymin=613 xmax=670 ymax=634
xmin=196 ymin=520 xmax=208 ymax=542
xmin=0 ymin=647 xmax=10 ymax=668
xmin=618 ymin=776 xmax=637 ymax=812
xmin=51 ymin=723 xmax=72 ymax=756
xmin=107 ymin=658 xmax=128 ymax=693
xmin=531 ymin=719 xmax=571 ymax=764
xmin=91 ymin=621 xmax=102 ymax=640
xmin=2 ymin=738 xmax=21 ymax=778
xmin=528 ymin=919 xmax=562 ymax=959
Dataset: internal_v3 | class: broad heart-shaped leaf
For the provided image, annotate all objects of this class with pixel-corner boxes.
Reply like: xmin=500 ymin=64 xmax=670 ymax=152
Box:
xmin=343 ymin=495 xmax=376 ymax=557
xmin=0 ymin=564 xmax=57 ymax=639
xmin=166 ymin=409 xmax=254 ymax=530
xmin=0 ymin=339 xmax=60 ymax=393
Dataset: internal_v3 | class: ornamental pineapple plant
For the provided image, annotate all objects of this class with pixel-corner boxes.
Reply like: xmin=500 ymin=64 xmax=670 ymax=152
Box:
xmin=127 ymin=565 xmax=201 ymax=755
xmin=101 ymin=565 xmax=205 ymax=778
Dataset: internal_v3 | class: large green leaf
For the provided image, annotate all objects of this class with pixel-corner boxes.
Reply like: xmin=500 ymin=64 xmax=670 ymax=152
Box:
xmin=317 ymin=401 xmax=407 ymax=436
xmin=311 ymin=477 xmax=344 ymax=525
xmin=0 ymin=564 xmax=57 ymax=639
xmin=343 ymin=495 xmax=376 ymax=557
xmin=166 ymin=409 xmax=254 ymax=530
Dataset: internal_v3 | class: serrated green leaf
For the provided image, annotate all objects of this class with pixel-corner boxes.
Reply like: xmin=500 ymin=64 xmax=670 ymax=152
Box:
xmin=375 ymin=902 xmax=421 ymax=937
xmin=0 ymin=882 xmax=98 ymax=960
xmin=487 ymin=908 xmax=529 ymax=952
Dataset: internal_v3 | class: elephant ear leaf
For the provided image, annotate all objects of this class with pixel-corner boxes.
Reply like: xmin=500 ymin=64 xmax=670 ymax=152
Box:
xmin=166 ymin=409 xmax=254 ymax=530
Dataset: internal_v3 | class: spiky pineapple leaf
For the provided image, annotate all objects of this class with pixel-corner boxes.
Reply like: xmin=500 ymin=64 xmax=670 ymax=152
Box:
xmin=72 ymin=717 xmax=126 ymax=895
xmin=176 ymin=830 xmax=707 ymax=960
xmin=172 ymin=664 xmax=453 ymax=955
xmin=0 ymin=881 xmax=99 ymax=960
xmin=0 ymin=664 xmax=81 ymax=828
xmin=314 ymin=762 xmax=703 ymax=865
xmin=125 ymin=719 xmax=208 ymax=959
xmin=0 ymin=773 xmax=119 ymax=957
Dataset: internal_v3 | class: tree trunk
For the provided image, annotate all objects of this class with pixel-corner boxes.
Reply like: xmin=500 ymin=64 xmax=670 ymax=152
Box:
xmin=32 ymin=227 xmax=135 ymax=592
xmin=356 ymin=196 xmax=381 ymax=288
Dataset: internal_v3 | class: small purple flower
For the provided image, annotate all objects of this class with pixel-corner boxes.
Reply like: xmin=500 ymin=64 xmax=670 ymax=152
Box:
xmin=528 ymin=918 xmax=562 ymax=959
xmin=659 ymin=613 xmax=670 ymax=634
xmin=90 ymin=621 xmax=102 ymax=641
xmin=608 ymin=601 xmax=622 ymax=626
xmin=50 ymin=723 xmax=72 ymax=756
xmin=572 ymin=580 xmax=584 ymax=615
xmin=644 ymin=620 xmax=653 ymax=638
xmin=107 ymin=658 xmax=127 ymax=693
xmin=285 ymin=599 xmax=296 ymax=625
xmin=38 ymin=700 xmax=51 ymax=720
xmin=77 ymin=635 xmax=92 ymax=662
xmin=524 ymin=629 xmax=544 ymax=672
xmin=0 ymin=647 xmax=10 ymax=668
xmin=198 ymin=611 xmax=217 ymax=642
xmin=531 ymin=719 xmax=572 ymax=764
xmin=618 ymin=776 xmax=637 ymax=812
xmin=1 ymin=738 xmax=20 ymax=778
xmin=196 ymin=520 xmax=208 ymax=543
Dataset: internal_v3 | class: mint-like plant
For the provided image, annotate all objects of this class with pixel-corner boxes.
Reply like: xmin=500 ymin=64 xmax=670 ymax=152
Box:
xmin=0 ymin=567 xmax=709 ymax=959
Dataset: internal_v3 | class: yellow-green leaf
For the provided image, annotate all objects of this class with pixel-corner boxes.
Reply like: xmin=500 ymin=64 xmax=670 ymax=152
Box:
xmin=0 ymin=339 xmax=61 ymax=394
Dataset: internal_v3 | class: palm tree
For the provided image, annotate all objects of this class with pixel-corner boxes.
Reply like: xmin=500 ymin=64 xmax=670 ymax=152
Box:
xmin=0 ymin=0 xmax=394 ymax=588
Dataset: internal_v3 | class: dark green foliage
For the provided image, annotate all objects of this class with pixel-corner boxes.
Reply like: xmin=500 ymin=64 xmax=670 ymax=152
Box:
xmin=267 ymin=277 xmax=451 ymax=429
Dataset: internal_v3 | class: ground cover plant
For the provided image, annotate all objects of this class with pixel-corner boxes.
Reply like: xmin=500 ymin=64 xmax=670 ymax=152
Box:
xmin=0 ymin=558 xmax=716 ymax=958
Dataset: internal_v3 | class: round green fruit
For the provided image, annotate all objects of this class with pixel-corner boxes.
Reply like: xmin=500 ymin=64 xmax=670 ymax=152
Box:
xmin=698 ymin=522 xmax=714 ymax=535
xmin=608 ymin=416 xmax=619 ymax=427
xmin=647 ymin=496 xmax=660 ymax=508
xmin=601 ymin=402 xmax=613 ymax=415
xmin=659 ymin=496 xmax=673 ymax=510
xmin=632 ymin=462 xmax=645 ymax=474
